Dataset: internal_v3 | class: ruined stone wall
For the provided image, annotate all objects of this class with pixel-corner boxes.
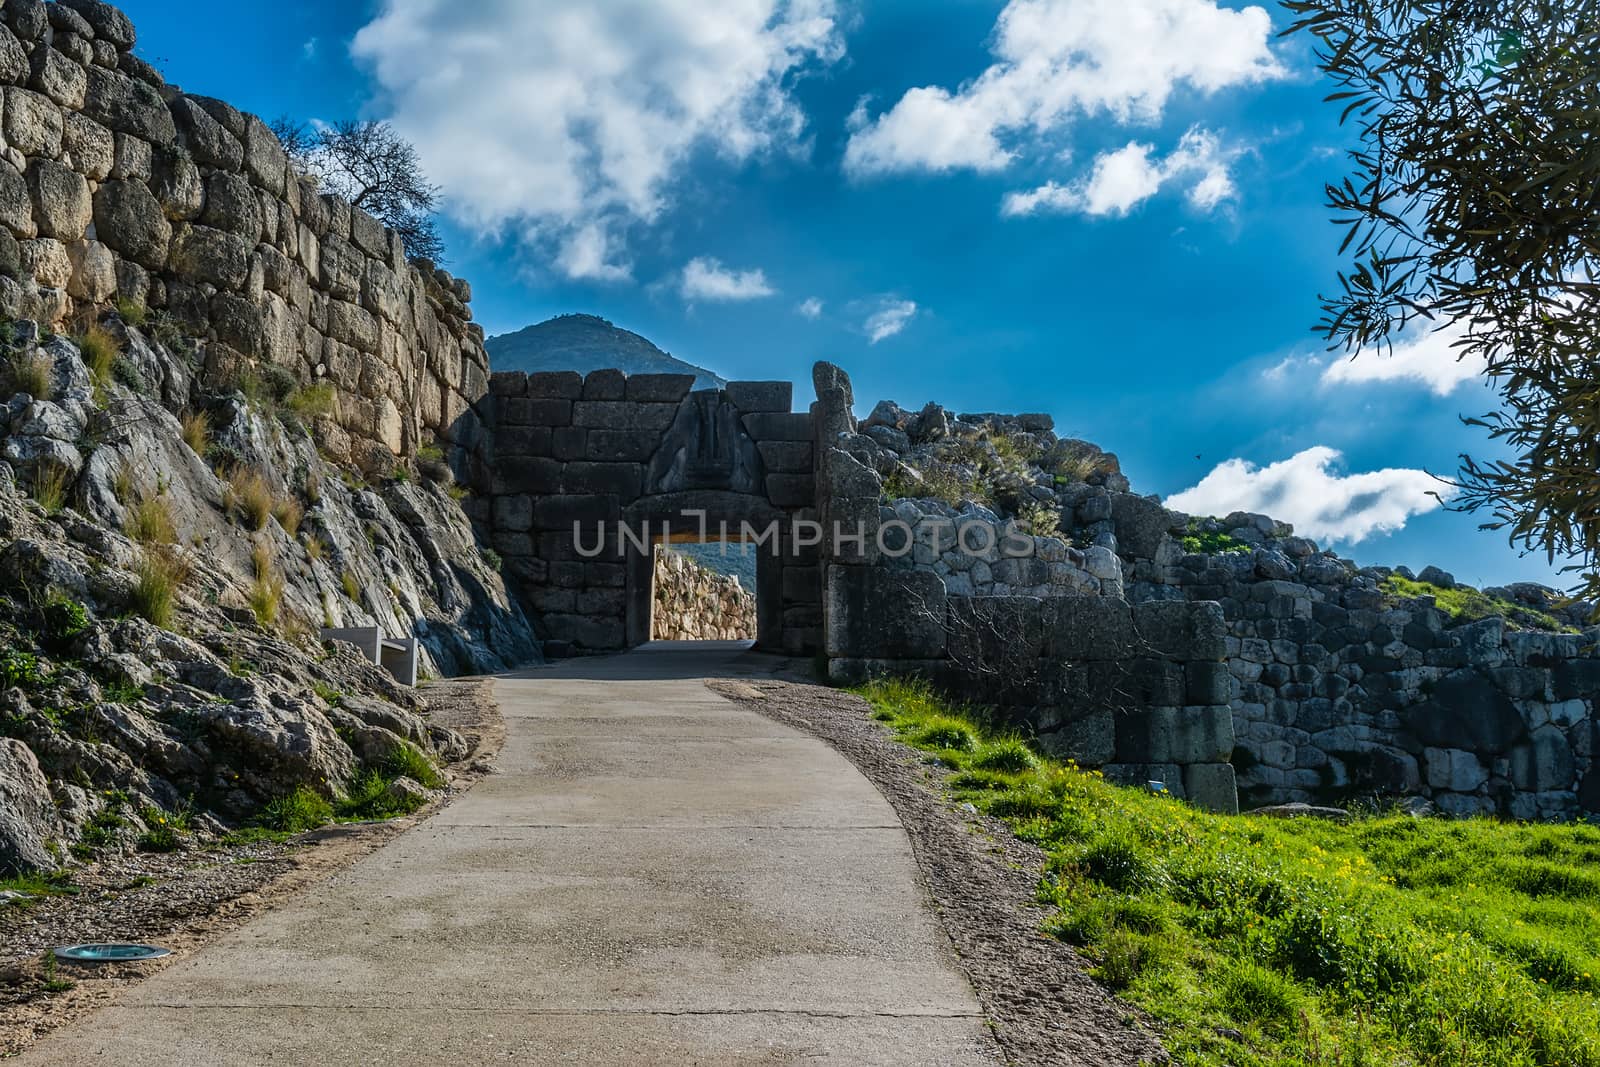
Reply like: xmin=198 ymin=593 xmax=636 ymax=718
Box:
xmin=0 ymin=0 xmax=487 ymax=467
xmin=810 ymin=362 xmax=1238 ymax=811
xmin=476 ymin=368 xmax=820 ymax=656
xmin=651 ymin=546 xmax=756 ymax=641
xmin=1115 ymin=510 xmax=1600 ymax=819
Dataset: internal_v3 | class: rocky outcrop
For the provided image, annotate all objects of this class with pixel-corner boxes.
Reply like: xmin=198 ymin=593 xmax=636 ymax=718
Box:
xmin=651 ymin=547 xmax=754 ymax=641
xmin=0 ymin=0 xmax=487 ymax=470
xmin=0 ymin=318 xmax=537 ymax=873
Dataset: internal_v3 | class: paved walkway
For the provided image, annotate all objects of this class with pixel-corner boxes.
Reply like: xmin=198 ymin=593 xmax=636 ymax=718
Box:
xmin=20 ymin=642 xmax=995 ymax=1065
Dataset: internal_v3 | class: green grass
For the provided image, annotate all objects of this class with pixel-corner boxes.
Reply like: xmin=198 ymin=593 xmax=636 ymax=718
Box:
xmin=1181 ymin=525 xmax=1253 ymax=555
xmin=0 ymin=869 xmax=75 ymax=907
xmin=283 ymin=381 xmax=337 ymax=419
xmin=857 ymin=677 xmax=1600 ymax=1067
xmin=260 ymin=785 xmax=334 ymax=833
xmin=1383 ymin=575 xmax=1573 ymax=632
xmin=384 ymin=740 xmax=444 ymax=789
xmin=115 ymin=297 xmax=149 ymax=327
xmin=76 ymin=323 xmax=120 ymax=389
xmin=137 ymin=804 xmax=192 ymax=852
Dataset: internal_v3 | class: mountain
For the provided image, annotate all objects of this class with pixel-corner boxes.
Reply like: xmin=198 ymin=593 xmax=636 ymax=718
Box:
xmin=486 ymin=314 xmax=726 ymax=389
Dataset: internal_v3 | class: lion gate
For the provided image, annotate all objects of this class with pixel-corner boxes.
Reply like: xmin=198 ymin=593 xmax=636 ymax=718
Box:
xmin=476 ymin=369 xmax=823 ymax=657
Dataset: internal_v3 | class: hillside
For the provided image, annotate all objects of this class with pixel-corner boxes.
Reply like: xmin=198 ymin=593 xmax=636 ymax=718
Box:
xmin=486 ymin=315 xmax=725 ymax=389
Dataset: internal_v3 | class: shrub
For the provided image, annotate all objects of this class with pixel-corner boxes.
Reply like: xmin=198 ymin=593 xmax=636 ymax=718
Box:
xmin=76 ymin=324 xmax=120 ymax=387
xmin=136 ymin=804 xmax=191 ymax=852
xmin=4 ymin=351 xmax=52 ymax=400
xmin=125 ymin=493 xmax=177 ymax=545
xmin=971 ymin=738 xmax=1039 ymax=773
xmin=480 ymin=548 xmax=502 ymax=570
xmin=224 ymin=466 xmax=274 ymax=531
xmin=42 ymin=596 xmax=89 ymax=649
xmin=386 ymin=741 xmax=443 ymax=789
xmin=249 ymin=543 xmax=283 ymax=627
xmin=30 ymin=462 xmax=72 ymax=513
xmin=335 ymin=770 xmax=424 ymax=820
xmin=180 ymin=410 xmax=211 ymax=454
xmin=260 ymin=786 xmax=332 ymax=833
xmin=273 ymin=496 xmax=304 ymax=537
xmin=283 ymin=381 xmax=336 ymax=419
xmin=130 ymin=547 xmax=189 ymax=629
xmin=911 ymin=716 xmax=977 ymax=752
xmin=115 ymin=297 xmax=148 ymax=328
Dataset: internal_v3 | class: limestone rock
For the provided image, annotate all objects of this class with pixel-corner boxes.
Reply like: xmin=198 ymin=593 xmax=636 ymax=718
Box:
xmin=0 ymin=738 xmax=60 ymax=874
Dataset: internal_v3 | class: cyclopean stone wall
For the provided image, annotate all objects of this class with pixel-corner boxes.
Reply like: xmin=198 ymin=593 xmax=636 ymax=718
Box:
xmin=474 ymin=368 xmax=820 ymax=656
xmin=1117 ymin=514 xmax=1600 ymax=820
xmin=0 ymin=0 xmax=487 ymax=468
xmin=810 ymin=362 xmax=1239 ymax=812
xmin=651 ymin=546 xmax=756 ymax=641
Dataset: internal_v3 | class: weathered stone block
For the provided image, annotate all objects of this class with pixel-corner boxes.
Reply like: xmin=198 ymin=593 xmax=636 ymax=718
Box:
xmin=551 ymin=427 xmax=588 ymax=460
xmin=61 ymin=0 xmax=136 ymax=48
xmin=625 ymin=374 xmax=694 ymax=403
xmin=493 ymin=495 xmax=534 ymax=532
xmin=757 ymin=440 xmax=813 ymax=473
xmin=585 ymin=429 xmax=659 ymax=462
xmin=1183 ymin=763 xmax=1239 ymax=814
xmin=572 ymin=400 xmax=677 ymax=431
xmin=534 ymin=493 xmax=620 ymax=531
xmin=81 ymin=65 xmax=173 ymax=141
xmin=171 ymin=224 xmax=248 ymax=289
xmin=582 ymin=368 xmax=626 ymax=400
xmin=1126 ymin=657 xmax=1185 ymax=706
xmin=1132 ymin=600 xmax=1226 ymax=662
xmin=1036 ymin=709 xmax=1116 ymax=765
xmin=28 ymin=47 xmax=86 ymax=109
xmin=495 ymin=425 xmax=551 ymax=457
xmin=1044 ymin=596 xmax=1136 ymax=661
xmin=727 ymin=380 xmax=792 ymax=413
xmin=4 ymin=86 xmax=64 ymax=157
xmin=1186 ymin=660 xmax=1231 ymax=706
xmin=743 ymin=411 xmax=812 ymax=441
xmin=171 ymin=94 xmax=244 ymax=171
xmin=491 ymin=456 xmax=560 ymax=495
xmin=1509 ymin=725 xmax=1575 ymax=792
xmin=1101 ymin=763 xmax=1186 ymax=797
xmin=26 ymin=159 xmax=91 ymax=241
xmin=528 ymin=371 xmax=583 ymax=399
xmin=489 ymin=370 xmax=527 ymax=397
xmin=562 ymin=461 xmax=641 ymax=498
xmin=242 ymin=113 xmax=287 ymax=196
xmin=766 ymin=473 xmax=814 ymax=508
xmin=824 ymin=565 xmax=946 ymax=659
xmin=1408 ymin=669 xmax=1526 ymax=753
xmin=92 ymin=178 xmax=169 ymax=269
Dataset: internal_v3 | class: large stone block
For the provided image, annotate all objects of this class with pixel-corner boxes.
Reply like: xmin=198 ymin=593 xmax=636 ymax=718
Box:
xmin=1035 ymin=709 xmax=1115 ymax=765
xmin=494 ymin=425 xmax=551 ymax=457
xmin=1044 ymin=596 xmax=1136 ymax=661
xmin=766 ymin=473 xmax=814 ymax=508
xmin=493 ymin=495 xmax=534 ymax=533
xmin=150 ymin=147 xmax=203 ymax=222
xmin=585 ymin=429 xmax=660 ymax=462
xmin=242 ymin=113 xmax=287 ymax=196
xmin=528 ymin=371 xmax=583 ymax=399
xmin=491 ymin=456 xmax=560 ymax=495
xmin=0 ymin=27 xmax=27 ymax=86
xmin=1132 ymin=600 xmax=1227 ymax=662
xmin=743 ymin=411 xmax=812 ymax=442
xmin=171 ymin=94 xmax=244 ymax=171
xmin=824 ymin=565 xmax=947 ymax=659
xmin=533 ymin=493 xmax=621 ymax=531
xmin=1408 ymin=668 xmax=1526 ymax=753
xmin=81 ymin=65 xmax=173 ymax=141
xmin=61 ymin=113 xmax=114 ymax=182
xmin=582 ymin=368 xmax=626 ymax=400
xmin=1101 ymin=762 xmax=1186 ymax=797
xmin=757 ymin=440 xmax=813 ymax=473
xmin=92 ymin=179 xmax=170 ymax=269
xmin=210 ymin=292 xmax=264 ymax=357
xmin=573 ymin=400 xmax=678 ymax=431
xmin=1186 ymin=660 xmax=1231 ymax=706
xmin=0 ymin=162 xmax=34 ymax=239
xmin=1509 ymin=725 xmax=1576 ymax=792
xmin=562 ymin=461 xmax=641 ymax=498
xmin=727 ymin=380 xmax=792 ymax=413
xmin=26 ymin=159 xmax=91 ymax=240
xmin=201 ymin=170 xmax=262 ymax=239
xmin=61 ymin=0 xmax=136 ymax=48
xmin=170 ymin=224 xmax=247 ymax=289
xmin=1182 ymin=763 xmax=1239 ymax=814
xmin=3 ymin=86 xmax=63 ymax=157
xmin=28 ymin=47 xmax=86 ymax=109
xmin=625 ymin=374 xmax=694 ymax=403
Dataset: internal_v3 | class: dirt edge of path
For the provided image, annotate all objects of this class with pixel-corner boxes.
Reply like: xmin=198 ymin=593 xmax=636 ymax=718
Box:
xmin=0 ymin=676 xmax=503 ymax=1060
xmin=710 ymin=676 xmax=1170 ymax=1067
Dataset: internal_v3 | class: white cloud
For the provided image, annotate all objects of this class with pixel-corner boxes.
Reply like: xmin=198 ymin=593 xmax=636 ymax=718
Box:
xmin=302 ymin=38 xmax=319 ymax=61
xmin=680 ymin=257 xmax=776 ymax=301
xmin=797 ymin=297 xmax=823 ymax=318
xmin=352 ymin=0 xmax=844 ymax=280
xmin=1002 ymin=126 xmax=1240 ymax=217
xmin=864 ymin=298 xmax=917 ymax=343
xmin=1166 ymin=446 xmax=1451 ymax=544
xmin=844 ymin=0 xmax=1281 ymax=178
xmin=1319 ymin=324 xmax=1486 ymax=396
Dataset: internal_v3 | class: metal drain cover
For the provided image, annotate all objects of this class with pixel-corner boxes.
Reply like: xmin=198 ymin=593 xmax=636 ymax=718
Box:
xmin=53 ymin=943 xmax=171 ymax=963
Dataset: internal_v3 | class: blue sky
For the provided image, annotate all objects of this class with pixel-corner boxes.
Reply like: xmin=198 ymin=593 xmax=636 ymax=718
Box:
xmin=117 ymin=0 xmax=1568 ymax=588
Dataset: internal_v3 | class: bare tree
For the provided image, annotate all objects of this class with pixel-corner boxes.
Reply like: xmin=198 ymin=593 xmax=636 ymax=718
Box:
xmin=271 ymin=117 xmax=446 ymax=263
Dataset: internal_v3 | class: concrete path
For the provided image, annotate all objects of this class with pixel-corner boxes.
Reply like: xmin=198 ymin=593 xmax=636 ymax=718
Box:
xmin=19 ymin=642 xmax=996 ymax=1065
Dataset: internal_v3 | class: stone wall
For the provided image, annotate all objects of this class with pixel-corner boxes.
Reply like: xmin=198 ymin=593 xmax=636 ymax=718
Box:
xmin=810 ymin=362 xmax=1238 ymax=812
xmin=476 ymin=368 xmax=820 ymax=656
xmin=0 ymin=0 xmax=487 ymax=468
xmin=1128 ymin=516 xmax=1600 ymax=819
xmin=651 ymin=546 xmax=756 ymax=641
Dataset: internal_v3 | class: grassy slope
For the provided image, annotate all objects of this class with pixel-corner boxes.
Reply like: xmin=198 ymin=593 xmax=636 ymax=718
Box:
xmin=857 ymin=679 xmax=1600 ymax=1067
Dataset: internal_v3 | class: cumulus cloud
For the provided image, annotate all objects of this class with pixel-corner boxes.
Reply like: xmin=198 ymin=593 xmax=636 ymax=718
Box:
xmin=864 ymin=299 xmax=917 ymax=343
xmin=1002 ymin=126 xmax=1240 ymax=217
xmin=797 ymin=297 xmax=823 ymax=318
xmin=352 ymin=0 xmax=844 ymax=280
xmin=1319 ymin=324 xmax=1486 ymax=397
xmin=1166 ymin=446 xmax=1451 ymax=543
xmin=844 ymin=0 xmax=1281 ymax=178
xmin=680 ymin=257 xmax=777 ymax=301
